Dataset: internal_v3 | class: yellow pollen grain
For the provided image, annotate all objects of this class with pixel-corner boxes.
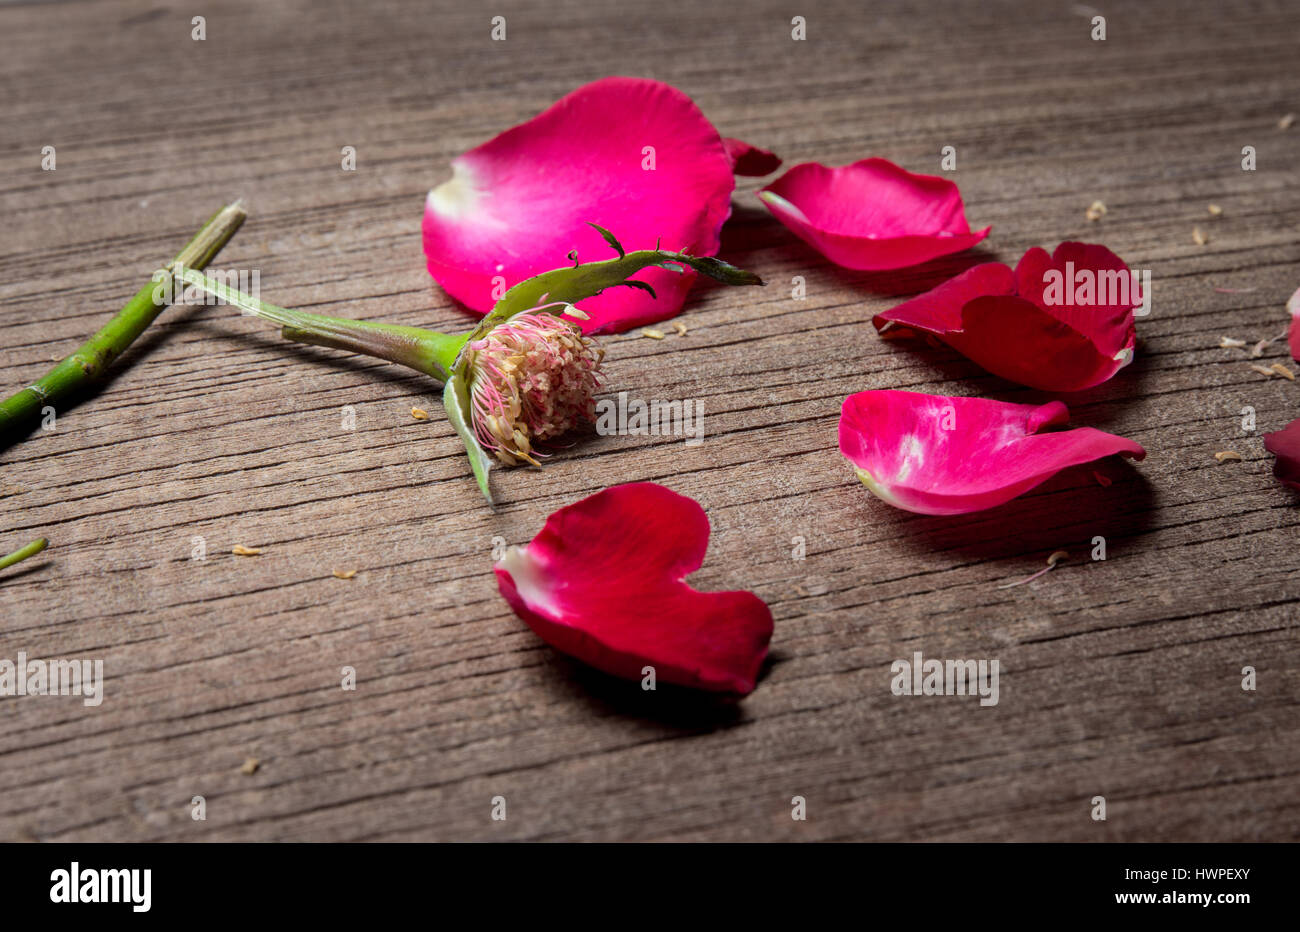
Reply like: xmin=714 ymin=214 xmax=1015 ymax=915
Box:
xmin=1046 ymin=550 xmax=1068 ymax=567
xmin=1220 ymin=336 xmax=1246 ymax=348
xmin=1207 ymin=204 xmax=1223 ymax=216
xmin=672 ymin=321 xmax=688 ymax=336
xmin=232 ymin=545 xmax=262 ymax=556
xmin=640 ymin=328 xmax=666 ymax=340
xmin=410 ymin=407 xmax=429 ymax=420
xmin=1085 ymin=200 xmax=1107 ymax=222
xmin=1270 ymin=362 xmax=1296 ymax=381
xmin=332 ymin=569 xmax=358 ymax=580
xmin=1280 ymin=113 xmax=1296 ymax=130
xmin=1192 ymin=227 xmax=1208 ymax=246
xmin=1250 ymin=364 xmax=1275 ymax=377
xmin=1215 ymin=451 xmax=1243 ymax=463
xmin=240 ymin=758 xmax=260 ymax=775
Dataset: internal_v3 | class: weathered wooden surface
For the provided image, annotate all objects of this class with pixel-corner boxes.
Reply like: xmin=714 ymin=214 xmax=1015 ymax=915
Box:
xmin=1 ymin=0 xmax=1298 ymax=842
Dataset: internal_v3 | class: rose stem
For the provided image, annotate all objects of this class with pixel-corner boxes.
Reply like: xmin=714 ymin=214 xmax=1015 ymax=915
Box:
xmin=0 ymin=537 xmax=48 ymax=572
xmin=177 ymin=268 xmax=468 ymax=380
xmin=0 ymin=202 xmax=247 ymax=439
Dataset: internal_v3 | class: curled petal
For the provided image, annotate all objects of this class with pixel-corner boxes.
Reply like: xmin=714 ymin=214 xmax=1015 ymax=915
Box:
xmin=838 ymin=390 xmax=1146 ymax=515
xmin=494 ymin=483 xmax=773 ymax=694
xmin=758 ymin=158 xmax=990 ymax=270
xmin=422 ymin=77 xmax=736 ymax=333
xmin=1264 ymin=417 xmax=1300 ymax=491
xmin=873 ymin=243 xmax=1139 ymax=392
xmin=723 ymin=137 xmax=782 ymax=176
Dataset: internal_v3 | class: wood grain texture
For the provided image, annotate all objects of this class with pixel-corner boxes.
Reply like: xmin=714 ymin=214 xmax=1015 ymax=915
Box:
xmin=1 ymin=0 xmax=1298 ymax=841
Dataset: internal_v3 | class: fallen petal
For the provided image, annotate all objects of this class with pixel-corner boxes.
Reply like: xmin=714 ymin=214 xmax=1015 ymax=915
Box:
xmin=1288 ymin=287 xmax=1300 ymax=361
xmin=723 ymin=137 xmax=782 ymax=176
xmin=758 ymin=158 xmax=990 ymax=270
xmin=873 ymin=242 xmax=1139 ymax=391
xmin=495 ymin=482 xmax=773 ymax=693
xmin=838 ymin=390 xmax=1146 ymax=515
xmin=423 ymin=78 xmax=737 ymax=333
xmin=1264 ymin=417 xmax=1300 ymax=491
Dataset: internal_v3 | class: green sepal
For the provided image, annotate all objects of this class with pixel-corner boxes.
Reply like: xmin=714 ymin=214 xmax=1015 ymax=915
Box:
xmin=587 ymin=223 xmax=626 ymax=259
xmin=443 ymin=375 xmax=495 ymax=503
xmin=460 ymin=243 xmax=764 ymax=371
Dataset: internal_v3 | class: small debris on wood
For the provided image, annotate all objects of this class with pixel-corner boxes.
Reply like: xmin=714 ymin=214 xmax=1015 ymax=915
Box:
xmin=1214 ymin=450 xmax=1243 ymax=463
xmin=1250 ymin=364 xmax=1276 ymax=377
xmin=332 ymin=569 xmax=358 ymax=580
xmin=1207 ymin=204 xmax=1223 ymax=216
xmin=240 ymin=758 xmax=260 ymax=775
xmin=1280 ymin=113 xmax=1296 ymax=130
xmin=997 ymin=550 xmax=1068 ymax=590
xmin=232 ymin=545 xmax=263 ymax=556
xmin=671 ymin=321 xmax=688 ymax=336
xmin=640 ymin=328 xmax=665 ymax=340
xmin=1270 ymin=362 xmax=1295 ymax=381
xmin=1085 ymin=200 xmax=1107 ymax=222
xmin=1250 ymin=328 xmax=1288 ymax=357
xmin=1192 ymin=227 xmax=1208 ymax=246
xmin=410 ymin=407 xmax=429 ymax=420
xmin=1219 ymin=336 xmax=1247 ymax=348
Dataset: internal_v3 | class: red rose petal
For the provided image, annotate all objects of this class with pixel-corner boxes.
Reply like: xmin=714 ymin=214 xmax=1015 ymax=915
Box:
xmin=838 ymin=390 xmax=1146 ymax=515
xmin=873 ymin=242 xmax=1139 ymax=392
xmin=723 ymin=137 xmax=782 ymax=176
xmin=422 ymin=77 xmax=737 ymax=334
xmin=1264 ymin=417 xmax=1300 ymax=491
xmin=494 ymin=483 xmax=773 ymax=694
xmin=758 ymin=158 xmax=990 ymax=270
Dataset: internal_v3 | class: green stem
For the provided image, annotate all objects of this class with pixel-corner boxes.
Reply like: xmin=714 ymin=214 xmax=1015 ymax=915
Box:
xmin=0 ymin=203 xmax=247 ymax=438
xmin=178 ymin=269 xmax=467 ymax=380
xmin=0 ymin=537 xmax=48 ymax=572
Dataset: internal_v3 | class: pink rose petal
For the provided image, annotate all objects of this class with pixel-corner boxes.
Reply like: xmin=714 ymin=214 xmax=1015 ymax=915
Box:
xmin=758 ymin=158 xmax=990 ymax=270
xmin=838 ymin=390 xmax=1146 ymax=515
xmin=422 ymin=77 xmax=737 ymax=334
xmin=1287 ymin=287 xmax=1300 ymax=361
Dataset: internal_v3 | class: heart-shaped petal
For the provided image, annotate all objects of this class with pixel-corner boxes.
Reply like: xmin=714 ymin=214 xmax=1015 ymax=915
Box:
xmin=422 ymin=77 xmax=739 ymax=334
xmin=758 ymin=158 xmax=990 ymax=270
xmin=839 ymin=390 xmax=1145 ymax=515
xmin=495 ymin=483 xmax=773 ymax=694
